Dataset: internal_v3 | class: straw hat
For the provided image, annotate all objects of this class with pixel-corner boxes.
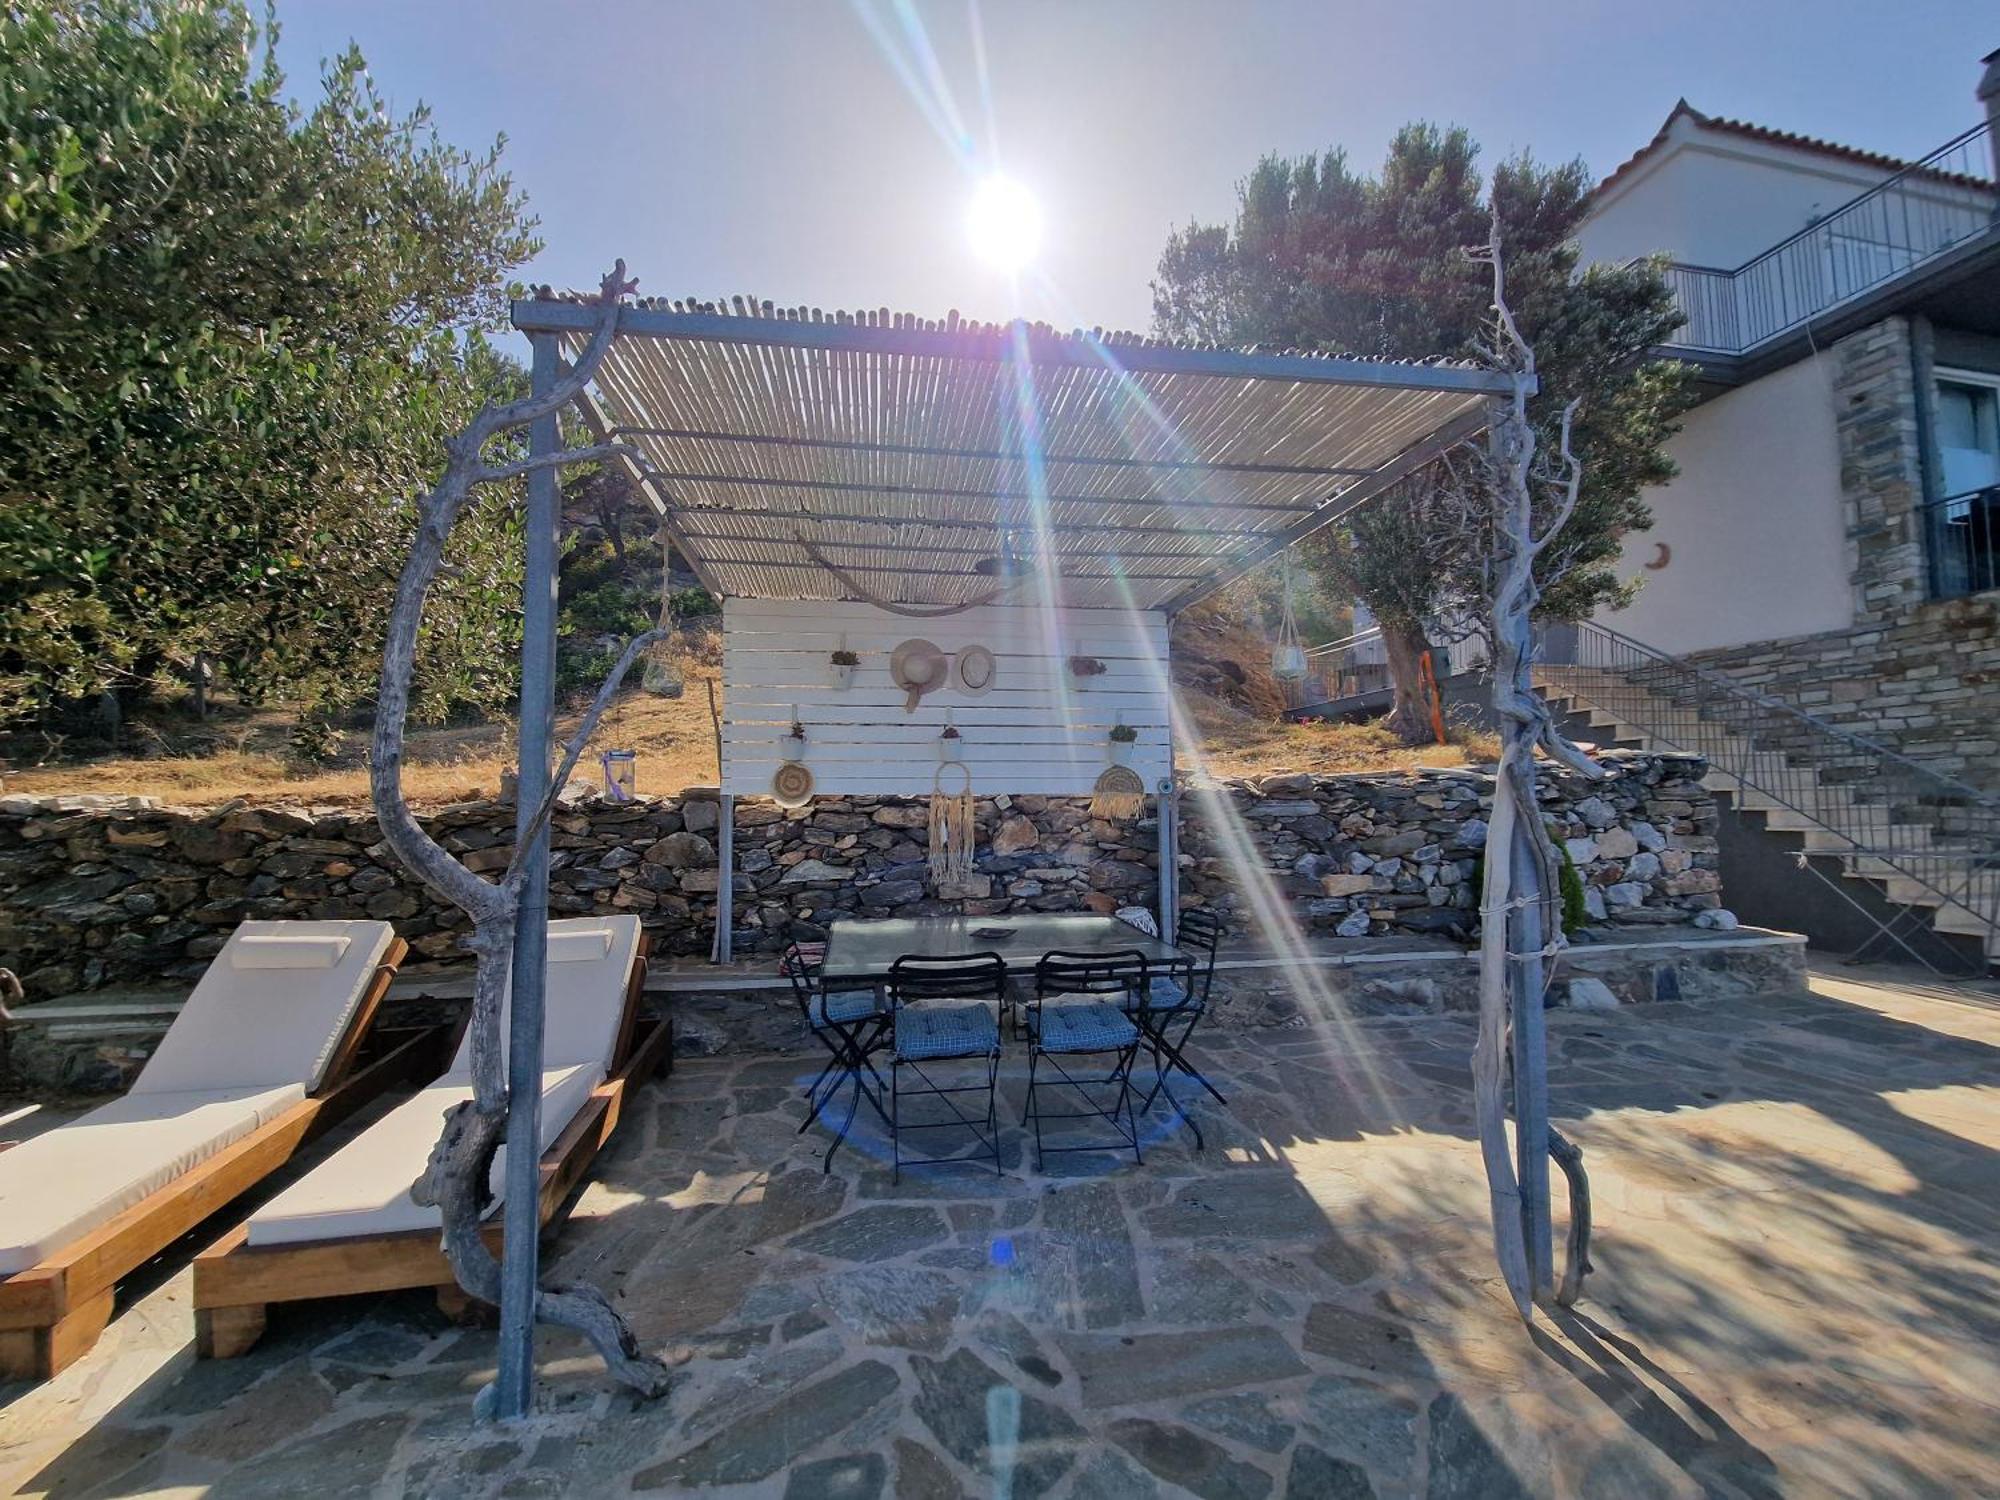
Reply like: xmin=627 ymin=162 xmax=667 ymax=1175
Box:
xmin=954 ymin=644 xmax=998 ymax=696
xmin=890 ymin=638 xmax=949 ymax=711
xmin=771 ymin=761 xmax=815 ymax=809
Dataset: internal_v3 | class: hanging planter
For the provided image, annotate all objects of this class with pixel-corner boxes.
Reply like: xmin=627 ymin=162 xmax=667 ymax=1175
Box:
xmin=779 ymin=708 xmax=807 ymax=762
xmin=937 ymin=724 xmax=964 ymax=764
xmin=1270 ymin=552 xmax=1309 ymax=682
xmin=1107 ymin=721 xmax=1137 ymax=767
xmin=829 ymin=638 xmax=859 ymax=690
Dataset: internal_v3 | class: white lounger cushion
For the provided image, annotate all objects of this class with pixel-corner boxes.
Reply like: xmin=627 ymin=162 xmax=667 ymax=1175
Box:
xmin=446 ymin=915 xmax=644 ymax=1079
xmin=243 ymin=1066 xmax=597 ymax=1246
xmin=136 ymin=920 xmax=399 ymax=1097
xmin=243 ymin=915 xmax=644 ymax=1248
xmin=0 ymin=1085 xmax=303 ymax=1275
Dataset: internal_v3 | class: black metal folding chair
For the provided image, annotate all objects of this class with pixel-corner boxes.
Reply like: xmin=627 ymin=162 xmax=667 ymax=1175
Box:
xmin=782 ymin=941 xmax=890 ymax=1172
xmin=1129 ymin=909 xmax=1228 ymax=1148
xmin=1025 ymin=950 xmax=1148 ymax=1170
xmin=885 ymin=953 xmax=1005 ymax=1183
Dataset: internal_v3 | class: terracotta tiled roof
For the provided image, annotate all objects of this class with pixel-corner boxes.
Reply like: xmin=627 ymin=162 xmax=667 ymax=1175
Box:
xmin=1593 ymin=100 xmax=1923 ymax=199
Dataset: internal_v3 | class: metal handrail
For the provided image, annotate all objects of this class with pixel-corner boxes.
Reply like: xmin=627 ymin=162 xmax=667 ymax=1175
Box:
xmin=1921 ymin=483 xmax=2000 ymax=601
xmin=1557 ymin=621 xmax=2000 ymax=809
xmin=1537 ymin=621 xmax=1998 ymax=950
xmin=1656 ymin=119 xmax=1996 ymax=354
xmin=1731 ymin=121 xmax=1993 ymax=283
xmin=1303 ymin=626 xmax=1383 ymax=658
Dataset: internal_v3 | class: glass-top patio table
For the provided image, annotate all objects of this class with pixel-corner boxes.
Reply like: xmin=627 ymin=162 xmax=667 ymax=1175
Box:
xmin=819 ymin=912 xmax=1184 ymax=985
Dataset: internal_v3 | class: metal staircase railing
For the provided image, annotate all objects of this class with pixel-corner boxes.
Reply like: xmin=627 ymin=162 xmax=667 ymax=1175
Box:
xmin=1657 ymin=119 xmax=1997 ymax=355
xmin=1537 ymin=621 xmax=1999 ymax=963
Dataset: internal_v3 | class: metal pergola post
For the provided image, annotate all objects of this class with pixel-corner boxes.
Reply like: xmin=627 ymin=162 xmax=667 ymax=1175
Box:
xmin=1158 ymin=635 xmax=1179 ymax=942
xmin=715 ymin=793 xmax=735 ymax=964
xmin=495 ymin=331 xmax=561 ymax=1419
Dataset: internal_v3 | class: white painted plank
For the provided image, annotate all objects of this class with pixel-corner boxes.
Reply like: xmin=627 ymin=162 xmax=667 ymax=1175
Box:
xmin=726 ymin=597 xmax=1168 ymax=631
xmin=728 ymin=766 xmax=1166 ymax=797
xmin=725 ymin=704 xmax=1169 ymax=729
xmin=726 ymin=741 xmax=1168 ymax=768
xmin=723 ymin=637 xmax=1164 ymax=667
xmin=744 ymin=773 xmax=1123 ymax=797
xmin=724 ymin=663 xmax=1165 ymax=695
xmin=723 ymin=603 xmax=1164 ymax=654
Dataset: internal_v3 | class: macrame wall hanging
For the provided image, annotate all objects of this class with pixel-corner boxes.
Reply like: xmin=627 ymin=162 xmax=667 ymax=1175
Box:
xmin=928 ymin=761 xmax=977 ymax=884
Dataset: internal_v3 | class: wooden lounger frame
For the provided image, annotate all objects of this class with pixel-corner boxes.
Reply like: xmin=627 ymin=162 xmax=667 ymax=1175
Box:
xmin=191 ymin=934 xmax=672 ymax=1359
xmin=0 ymin=938 xmax=430 ymax=1382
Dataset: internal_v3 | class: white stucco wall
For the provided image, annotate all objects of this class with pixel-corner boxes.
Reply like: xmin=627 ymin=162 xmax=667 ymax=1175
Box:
xmin=1578 ymin=121 xmax=1892 ymax=270
xmin=1600 ymin=355 xmax=1849 ymax=654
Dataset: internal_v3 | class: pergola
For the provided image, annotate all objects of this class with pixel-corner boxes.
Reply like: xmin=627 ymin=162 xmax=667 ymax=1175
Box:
xmin=516 ymin=294 xmax=1507 ymax=610
xmin=484 ymin=289 xmax=1520 ymax=1415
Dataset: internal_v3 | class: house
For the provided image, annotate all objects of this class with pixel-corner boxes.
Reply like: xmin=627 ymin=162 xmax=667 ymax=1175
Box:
xmin=1542 ymin=49 xmax=2000 ymax=969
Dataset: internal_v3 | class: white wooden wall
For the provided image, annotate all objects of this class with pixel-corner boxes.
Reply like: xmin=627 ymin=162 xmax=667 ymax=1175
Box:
xmin=721 ymin=598 xmax=1171 ymax=797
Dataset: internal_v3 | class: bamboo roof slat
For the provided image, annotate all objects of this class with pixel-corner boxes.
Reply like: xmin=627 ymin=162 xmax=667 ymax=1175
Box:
xmin=520 ymin=292 xmax=1509 ymax=609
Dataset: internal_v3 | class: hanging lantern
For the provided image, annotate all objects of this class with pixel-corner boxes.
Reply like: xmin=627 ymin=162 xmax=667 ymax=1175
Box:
xmin=1270 ymin=552 xmax=1309 ymax=681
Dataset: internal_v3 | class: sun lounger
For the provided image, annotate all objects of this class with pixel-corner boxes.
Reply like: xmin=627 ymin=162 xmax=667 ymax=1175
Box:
xmin=0 ymin=921 xmax=423 ymax=1380
xmin=191 ymin=915 xmax=671 ymax=1358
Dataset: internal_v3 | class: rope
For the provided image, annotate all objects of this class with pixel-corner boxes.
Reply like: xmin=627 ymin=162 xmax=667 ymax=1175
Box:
xmin=798 ymin=535 xmax=1020 ymax=618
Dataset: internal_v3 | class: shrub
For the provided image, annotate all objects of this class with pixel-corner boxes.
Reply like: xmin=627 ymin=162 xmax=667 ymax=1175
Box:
xmin=1558 ymin=843 xmax=1589 ymax=937
xmin=1468 ymin=844 xmax=1589 ymax=940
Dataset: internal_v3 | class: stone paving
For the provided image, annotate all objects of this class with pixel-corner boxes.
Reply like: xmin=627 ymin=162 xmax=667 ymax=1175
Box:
xmin=3 ymin=961 xmax=1998 ymax=1497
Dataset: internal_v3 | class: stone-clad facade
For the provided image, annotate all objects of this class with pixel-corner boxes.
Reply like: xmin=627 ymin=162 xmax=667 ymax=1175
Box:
xmin=1683 ymin=317 xmax=2000 ymax=792
xmin=0 ymin=752 xmax=1720 ymax=998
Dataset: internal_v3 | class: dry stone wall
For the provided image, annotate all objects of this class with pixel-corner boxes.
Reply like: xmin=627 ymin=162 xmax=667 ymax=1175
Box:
xmin=0 ymin=752 xmax=1720 ymax=997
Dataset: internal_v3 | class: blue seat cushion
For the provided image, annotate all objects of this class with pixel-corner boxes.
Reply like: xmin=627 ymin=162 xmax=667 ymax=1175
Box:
xmin=895 ymin=1002 xmax=998 ymax=1061
xmin=1119 ymin=976 xmax=1201 ymax=1012
xmin=1030 ymin=1001 xmax=1139 ymax=1054
xmin=810 ymin=988 xmax=882 ymax=1028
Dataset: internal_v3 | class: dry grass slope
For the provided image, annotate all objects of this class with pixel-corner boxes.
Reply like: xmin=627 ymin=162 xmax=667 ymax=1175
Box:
xmin=0 ymin=614 xmax=1497 ymax=805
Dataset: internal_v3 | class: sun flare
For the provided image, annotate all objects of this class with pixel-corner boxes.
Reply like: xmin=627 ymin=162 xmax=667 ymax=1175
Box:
xmin=965 ymin=175 xmax=1043 ymax=272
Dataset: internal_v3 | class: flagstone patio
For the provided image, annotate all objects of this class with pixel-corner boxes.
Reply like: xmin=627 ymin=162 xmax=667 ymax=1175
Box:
xmin=2 ymin=961 xmax=1997 ymax=1498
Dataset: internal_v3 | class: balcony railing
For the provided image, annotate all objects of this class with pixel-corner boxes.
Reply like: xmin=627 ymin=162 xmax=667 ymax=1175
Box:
xmin=1659 ymin=120 xmax=1997 ymax=355
xmin=1926 ymin=483 xmax=2000 ymax=600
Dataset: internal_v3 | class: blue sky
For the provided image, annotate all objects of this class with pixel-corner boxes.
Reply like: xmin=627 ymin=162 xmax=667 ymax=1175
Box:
xmin=274 ymin=1 xmax=1994 ymax=335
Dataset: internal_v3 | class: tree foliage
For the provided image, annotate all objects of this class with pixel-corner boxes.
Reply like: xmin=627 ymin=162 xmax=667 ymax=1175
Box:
xmin=1152 ymin=126 xmax=1691 ymax=735
xmin=0 ymin=0 xmax=542 ymax=726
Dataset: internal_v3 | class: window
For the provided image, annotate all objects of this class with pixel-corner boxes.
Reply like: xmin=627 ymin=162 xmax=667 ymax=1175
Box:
xmin=1930 ymin=372 xmax=2000 ymax=598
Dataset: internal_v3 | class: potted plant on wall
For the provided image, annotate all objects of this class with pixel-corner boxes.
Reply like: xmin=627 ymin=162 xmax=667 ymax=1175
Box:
xmin=1107 ymin=720 xmax=1138 ymax=767
xmin=829 ymin=638 xmax=859 ymax=689
xmin=780 ymin=712 xmax=807 ymax=762
xmin=1068 ymin=654 xmax=1107 ymax=690
xmin=937 ymin=715 xmax=964 ymax=764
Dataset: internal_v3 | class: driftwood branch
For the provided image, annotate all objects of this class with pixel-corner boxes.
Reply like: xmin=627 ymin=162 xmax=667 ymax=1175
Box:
xmin=372 ymin=262 xmax=670 ymax=1405
xmin=474 ymin=441 xmax=646 ymax=486
xmin=1461 ymin=213 xmax=1603 ymax=1321
xmin=1548 ymin=1128 xmax=1593 ymax=1306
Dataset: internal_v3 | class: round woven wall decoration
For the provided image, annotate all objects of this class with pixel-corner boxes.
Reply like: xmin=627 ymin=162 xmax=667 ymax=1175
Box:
xmin=1089 ymin=764 xmax=1146 ymax=820
xmin=771 ymin=761 xmax=815 ymax=808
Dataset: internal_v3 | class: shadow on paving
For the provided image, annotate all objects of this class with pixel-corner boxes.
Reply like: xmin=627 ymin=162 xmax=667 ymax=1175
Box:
xmin=8 ymin=974 xmax=1998 ymax=1497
